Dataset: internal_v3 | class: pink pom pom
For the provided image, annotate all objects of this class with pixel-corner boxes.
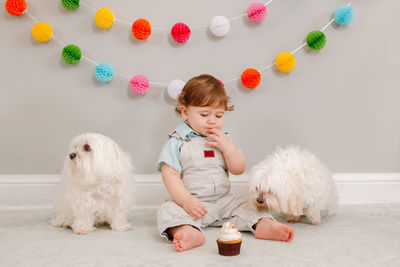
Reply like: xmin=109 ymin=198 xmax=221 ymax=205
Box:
xmin=130 ymin=75 xmax=149 ymax=95
xmin=247 ymin=2 xmax=267 ymax=23
xmin=171 ymin=23 xmax=191 ymax=43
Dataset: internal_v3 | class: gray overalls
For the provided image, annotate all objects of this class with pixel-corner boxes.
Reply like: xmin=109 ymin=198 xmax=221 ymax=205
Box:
xmin=157 ymin=132 xmax=273 ymax=241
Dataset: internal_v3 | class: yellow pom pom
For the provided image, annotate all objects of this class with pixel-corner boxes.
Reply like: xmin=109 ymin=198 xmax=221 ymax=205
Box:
xmin=275 ymin=52 xmax=296 ymax=73
xmin=32 ymin=22 xmax=53 ymax=42
xmin=95 ymin=8 xmax=114 ymax=29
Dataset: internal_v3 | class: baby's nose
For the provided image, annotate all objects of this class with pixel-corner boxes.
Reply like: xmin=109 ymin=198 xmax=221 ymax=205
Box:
xmin=69 ymin=153 xmax=77 ymax=160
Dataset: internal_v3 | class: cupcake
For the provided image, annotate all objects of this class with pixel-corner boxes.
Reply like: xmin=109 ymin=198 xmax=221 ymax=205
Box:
xmin=216 ymin=222 xmax=242 ymax=256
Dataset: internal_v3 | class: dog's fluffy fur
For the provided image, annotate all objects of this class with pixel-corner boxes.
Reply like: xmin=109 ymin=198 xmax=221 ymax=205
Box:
xmin=51 ymin=133 xmax=134 ymax=234
xmin=248 ymin=146 xmax=337 ymax=225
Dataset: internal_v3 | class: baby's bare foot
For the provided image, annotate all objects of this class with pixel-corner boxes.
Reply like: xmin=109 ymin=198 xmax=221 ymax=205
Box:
xmin=254 ymin=218 xmax=295 ymax=242
xmin=172 ymin=225 xmax=205 ymax=252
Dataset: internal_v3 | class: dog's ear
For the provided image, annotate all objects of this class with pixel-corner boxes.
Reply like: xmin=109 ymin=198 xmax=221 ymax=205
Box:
xmin=106 ymin=140 xmax=133 ymax=181
xmin=288 ymin=194 xmax=303 ymax=216
xmin=282 ymin=179 xmax=304 ymax=216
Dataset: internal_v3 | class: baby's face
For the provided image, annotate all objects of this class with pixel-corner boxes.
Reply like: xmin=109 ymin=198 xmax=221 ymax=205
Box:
xmin=181 ymin=105 xmax=225 ymax=136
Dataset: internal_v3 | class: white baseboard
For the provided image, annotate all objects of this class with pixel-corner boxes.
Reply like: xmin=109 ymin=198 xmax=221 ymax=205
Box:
xmin=0 ymin=173 xmax=399 ymax=210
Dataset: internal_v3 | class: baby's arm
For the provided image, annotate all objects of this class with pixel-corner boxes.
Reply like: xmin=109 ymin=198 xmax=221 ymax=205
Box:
xmin=205 ymin=129 xmax=246 ymax=175
xmin=161 ymin=163 xmax=208 ymax=220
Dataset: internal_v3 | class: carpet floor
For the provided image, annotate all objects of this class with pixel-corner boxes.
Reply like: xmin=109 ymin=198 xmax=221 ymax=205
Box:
xmin=1 ymin=204 xmax=399 ymax=267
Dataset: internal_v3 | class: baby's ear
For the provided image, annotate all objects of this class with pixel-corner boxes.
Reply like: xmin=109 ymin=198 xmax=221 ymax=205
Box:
xmin=181 ymin=105 xmax=189 ymax=119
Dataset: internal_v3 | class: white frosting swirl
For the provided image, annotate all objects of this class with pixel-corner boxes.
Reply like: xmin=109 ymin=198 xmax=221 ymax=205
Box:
xmin=218 ymin=222 xmax=241 ymax=242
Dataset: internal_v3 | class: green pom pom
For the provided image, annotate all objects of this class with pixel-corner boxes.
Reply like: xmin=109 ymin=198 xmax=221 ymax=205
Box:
xmin=61 ymin=0 xmax=80 ymax=10
xmin=62 ymin=45 xmax=82 ymax=64
xmin=306 ymin=30 xmax=326 ymax=50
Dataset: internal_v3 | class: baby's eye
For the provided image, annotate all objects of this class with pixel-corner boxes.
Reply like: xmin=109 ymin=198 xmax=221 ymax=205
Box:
xmin=216 ymin=114 xmax=224 ymax=118
xmin=200 ymin=113 xmax=208 ymax=117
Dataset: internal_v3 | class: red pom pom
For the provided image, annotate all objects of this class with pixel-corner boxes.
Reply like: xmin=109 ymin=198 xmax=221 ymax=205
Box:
xmin=241 ymin=68 xmax=261 ymax=89
xmin=132 ymin=19 xmax=151 ymax=40
xmin=5 ymin=0 xmax=27 ymax=16
xmin=171 ymin=23 xmax=191 ymax=43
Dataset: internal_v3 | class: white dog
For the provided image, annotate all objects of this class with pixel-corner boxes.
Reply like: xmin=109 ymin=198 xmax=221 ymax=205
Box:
xmin=51 ymin=133 xmax=134 ymax=234
xmin=248 ymin=146 xmax=337 ymax=225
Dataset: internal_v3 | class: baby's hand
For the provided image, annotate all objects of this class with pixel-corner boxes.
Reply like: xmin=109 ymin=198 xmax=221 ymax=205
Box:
xmin=205 ymin=128 xmax=235 ymax=154
xmin=182 ymin=195 xmax=208 ymax=220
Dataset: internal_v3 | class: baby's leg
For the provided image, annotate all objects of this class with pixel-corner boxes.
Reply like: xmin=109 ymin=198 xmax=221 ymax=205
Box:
xmin=168 ymin=225 xmax=206 ymax=252
xmin=254 ymin=218 xmax=295 ymax=242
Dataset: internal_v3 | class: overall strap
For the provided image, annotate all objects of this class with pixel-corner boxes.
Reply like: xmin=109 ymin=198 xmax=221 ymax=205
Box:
xmin=168 ymin=131 xmax=192 ymax=142
xmin=168 ymin=131 xmax=182 ymax=140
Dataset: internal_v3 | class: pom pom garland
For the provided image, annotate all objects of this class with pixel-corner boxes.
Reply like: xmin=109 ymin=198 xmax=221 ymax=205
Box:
xmin=334 ymin=6 xmax=354 ymax=26
xmin=130 ymin=75 xmax=149 ymax=95
xmin=62 ymin=44 xmax=82 ymax=64
xmin=167 ymin=79 xmax=186 ymax=100
xmin=14 ymin=1 xmax=354 ymax=99
xmin=61 ymin=0 xmax=80 ymax=11
xmin=241 ymin=68 xmax=261 ymax=89
xmin=275 ymin=52 xmax=296 ymax=73
xmin=132 ymin=19 xmax=151 ymax=40
xmin=95 ymin=62 xmax=115 ymax=83
xmin=306 ymin=31 xmax=326 ymax=50
xmin=95 ymin=8 xmax=114 ymax=29
xmin=209 ymin=16 xmax=230 ymax=37
xmin=32 ymin=22 xmax=53 ymax=42
xmin=171 ymin=23 xmax=191 ymax=43
xmin=247 ymin=2 xmax=267 ymax=23
xmin=5 ymin=0 xmax=27 ymax=16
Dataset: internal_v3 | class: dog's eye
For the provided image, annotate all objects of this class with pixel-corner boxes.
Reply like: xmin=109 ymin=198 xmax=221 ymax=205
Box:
xmin=84 ymin=144 xmax=91 ymax=152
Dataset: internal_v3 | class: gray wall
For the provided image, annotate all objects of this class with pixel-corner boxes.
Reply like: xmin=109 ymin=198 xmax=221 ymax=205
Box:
xmin=1 ymin=0 xmax=399 ymax=174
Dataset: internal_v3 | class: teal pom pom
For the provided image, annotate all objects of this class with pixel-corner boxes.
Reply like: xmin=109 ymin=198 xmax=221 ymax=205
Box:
xmin=306 ymin=31 xmax=326 ymax=50
xmin=95 ymin=62 xmax=115 ymax=83
xmin=334 ymin=6 xmax=354 ymax=26
xmin=62 ymin=44 xmax=81 ymax=64
xmin=61 ymin=0 xmax=80 ymax=11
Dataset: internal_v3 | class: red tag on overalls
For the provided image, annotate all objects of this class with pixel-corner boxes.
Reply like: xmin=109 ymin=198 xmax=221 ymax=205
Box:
xmin=204 ymin=150 xmax=215 ymax=158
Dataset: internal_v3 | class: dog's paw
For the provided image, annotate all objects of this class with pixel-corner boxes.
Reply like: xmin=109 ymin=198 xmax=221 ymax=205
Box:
xmin=286 ymin=215 xmax=301 ymax=223
xmin=73 ymin=227 xmax=95 ymax=235
xmin=310 ymin=220 xmax=321 ymax=225
xmin=72 ymin=222 xmax=95 ymax=235
xmin=51 ymin=218 xmax=71 ymax=228
xmin=111 ymin=222 xmax=132 ymax=232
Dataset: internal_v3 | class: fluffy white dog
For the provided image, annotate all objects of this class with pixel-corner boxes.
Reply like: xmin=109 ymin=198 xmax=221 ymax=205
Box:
xmin=248 ymin=146 xmax=337 ymax=225
xmin=51 ymin=133 xmax=134 ymax=234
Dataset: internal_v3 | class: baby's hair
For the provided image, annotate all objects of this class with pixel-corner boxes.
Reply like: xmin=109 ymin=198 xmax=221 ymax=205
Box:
xmin=175 ymin=74 xmax=234 ymax=115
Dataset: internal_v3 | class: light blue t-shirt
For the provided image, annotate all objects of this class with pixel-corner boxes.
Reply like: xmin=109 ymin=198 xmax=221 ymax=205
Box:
xmin=157 ymin=122 xmax=230 ymax=173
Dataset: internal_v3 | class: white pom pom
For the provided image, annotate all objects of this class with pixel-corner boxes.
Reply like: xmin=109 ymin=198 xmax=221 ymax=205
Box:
xmin=209 ymin=15 xmax=230 ymax=37
xmin=167 ymin=79 xmax=185 ymax=100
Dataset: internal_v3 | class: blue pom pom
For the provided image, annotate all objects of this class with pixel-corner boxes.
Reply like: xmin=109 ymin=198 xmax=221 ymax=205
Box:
xmin=334 ymin=6 xmax=354 ymax=26
xmin=95 ymin=62 xmax=115 ymax=83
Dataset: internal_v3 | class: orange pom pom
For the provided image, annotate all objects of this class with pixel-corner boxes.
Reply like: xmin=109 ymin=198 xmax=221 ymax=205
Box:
xmin=241 ymin=68 xmax=261 ymax=89
xmin=5 ymin=0 xmax=27 ymax=16
xmin=132 ymin=19 xmax=151 ymax=40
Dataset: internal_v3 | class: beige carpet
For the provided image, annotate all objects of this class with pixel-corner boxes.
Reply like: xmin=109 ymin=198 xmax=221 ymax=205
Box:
xmin=1 ymin=204 xmax=399 ymax=266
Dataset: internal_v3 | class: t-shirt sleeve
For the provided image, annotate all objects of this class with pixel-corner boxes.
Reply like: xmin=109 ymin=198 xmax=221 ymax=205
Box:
xmin=156 ymin=137 xmax=182 ymax=173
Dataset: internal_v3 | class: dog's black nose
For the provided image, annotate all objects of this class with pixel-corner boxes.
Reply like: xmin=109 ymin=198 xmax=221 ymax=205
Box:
xmin=69 ymin=153 xmax=77 ymax=160
xmin=256 ymin=197 xmax=265 ymax=204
